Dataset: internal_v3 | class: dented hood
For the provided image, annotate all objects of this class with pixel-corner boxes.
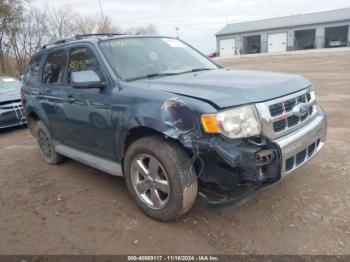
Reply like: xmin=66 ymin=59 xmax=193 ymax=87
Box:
xmin=135 ymin=69 xmax=311 ymax=108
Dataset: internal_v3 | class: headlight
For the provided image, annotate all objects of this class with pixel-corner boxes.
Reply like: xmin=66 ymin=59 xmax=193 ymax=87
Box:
xmin=201 ymin=105 xmax=261 ymax=138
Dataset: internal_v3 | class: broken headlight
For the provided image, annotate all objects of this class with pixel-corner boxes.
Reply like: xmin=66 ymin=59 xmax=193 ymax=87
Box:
xmin=201 ymin=105 xmax=261 ymax=138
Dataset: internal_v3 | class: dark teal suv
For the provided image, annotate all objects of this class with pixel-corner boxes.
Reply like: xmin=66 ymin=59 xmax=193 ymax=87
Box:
xmin=22 ymin=34 xmax=327 ymax=221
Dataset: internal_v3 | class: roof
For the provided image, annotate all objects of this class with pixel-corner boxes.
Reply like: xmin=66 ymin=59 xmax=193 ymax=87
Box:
xmin=216 ymin=7 xmax=350 ymax=36
xmin=41 ymin=34 xmax=170 ymax=50
xmin=41 ymin=33 xmax=127 ymax=49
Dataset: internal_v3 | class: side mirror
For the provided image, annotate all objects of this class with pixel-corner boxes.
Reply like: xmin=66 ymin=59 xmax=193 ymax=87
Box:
xmin=71 ymin=70 xmax=106 ymax=89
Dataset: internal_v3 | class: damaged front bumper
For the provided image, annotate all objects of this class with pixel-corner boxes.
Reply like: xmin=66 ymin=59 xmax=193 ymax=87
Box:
xmin=195 ymin=105 xmax=327 ymax=207
xmin=0 ymin=102 xmax=27 ymax=129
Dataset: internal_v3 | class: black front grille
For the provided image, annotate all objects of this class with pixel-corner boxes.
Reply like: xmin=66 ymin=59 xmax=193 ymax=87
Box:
xmin=284 ymin=98 xmax=296 ymax=112
xmin=306 ymin=92 xmax=311 ymax=101
xmin=301 ymin=114 xmax=308 ymax=122
xmin=285 ymin=138 xmax=320 ymax=172
xmin=296 ymin=149 xmax=307 ymax=165
xmin=286 ymin=157 xmax=294 ymax=171
xmin=269 ymin=103 xmax=283 ymax=117
xmin=297 ymin=95 xmax=306 ymax=103
xmin=287 ymin=115 xmax=299 ymax=127
xmin=309 ymin=106 xmax=313 ymax=115
xmin=317 ymin=138 xmax=320 ymax=146
xmin=308 ymin=143 xmax=316 ymax=157
xmin=269 ymin=92 xmax=312 ymax=118
xmin=269 ymin=92 xmax=314 ymax=134
xmin=273 ymin=119 xmax=286 ymax=132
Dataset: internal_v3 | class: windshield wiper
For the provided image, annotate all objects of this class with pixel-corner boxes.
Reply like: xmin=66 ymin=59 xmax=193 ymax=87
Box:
xmin=189 ymin=68 xmax=214 ymax=72
xmin=125 ymin=68 xmax=215 ymax=81
xmin=126 ymin=72 xmax=180 ymax=82
xmin=171 ymin=68 xmax=215 ymax=75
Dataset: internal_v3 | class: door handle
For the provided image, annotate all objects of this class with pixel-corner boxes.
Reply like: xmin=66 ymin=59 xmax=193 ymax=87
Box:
xmin=66 ymin=97 xmax=76 ymax=103
xmin=31 ymin=91 xmax=41 ymax=98
xmin=39 ymin=95 xmax=66 ymax=101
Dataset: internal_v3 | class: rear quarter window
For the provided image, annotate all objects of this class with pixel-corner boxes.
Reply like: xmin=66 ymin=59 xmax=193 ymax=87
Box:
xmin=24 ymin=53 xmax=43 ymax=85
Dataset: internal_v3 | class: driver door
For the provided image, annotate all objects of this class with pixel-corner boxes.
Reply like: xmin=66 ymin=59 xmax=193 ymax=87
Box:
xmin=62 ymin=44 xmax=115 ymax=159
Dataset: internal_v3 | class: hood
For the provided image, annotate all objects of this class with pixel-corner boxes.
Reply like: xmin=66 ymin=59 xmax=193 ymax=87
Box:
xmin=0 ymin=88 xmax=21 ymax=104
xmin=133 ymin=69 xmax=311 ymax=108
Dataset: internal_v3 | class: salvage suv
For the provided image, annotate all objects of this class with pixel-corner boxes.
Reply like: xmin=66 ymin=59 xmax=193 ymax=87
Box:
xmin=22 ymin=34 xmax=327 ymax=221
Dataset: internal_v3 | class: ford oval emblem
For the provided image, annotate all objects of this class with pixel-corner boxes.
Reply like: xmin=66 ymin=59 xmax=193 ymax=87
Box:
xmin=294 ymin=103 xmax=308 ymax=117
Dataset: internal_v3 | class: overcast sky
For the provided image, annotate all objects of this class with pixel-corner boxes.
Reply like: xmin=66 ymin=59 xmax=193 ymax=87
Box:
xmin=32 ymin=0 xmax=350 ymax=54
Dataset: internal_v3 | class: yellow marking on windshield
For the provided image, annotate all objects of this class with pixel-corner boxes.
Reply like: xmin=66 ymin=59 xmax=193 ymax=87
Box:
xmin=101 ymin=39 xmax=144 ymax=48
xmin=69 ymin=59 xmax=87 ymax=70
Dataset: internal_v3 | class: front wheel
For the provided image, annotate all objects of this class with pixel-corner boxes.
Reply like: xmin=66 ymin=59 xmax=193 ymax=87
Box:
xmin=124 ymin=136 xmax=198 ymax=222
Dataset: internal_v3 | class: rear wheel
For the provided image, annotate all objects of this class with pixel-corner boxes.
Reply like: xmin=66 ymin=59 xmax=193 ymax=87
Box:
xmin=124 ymin=136 xmax=198 ymax=222
xmin=35 ymin=121 xmax=64 ymax=165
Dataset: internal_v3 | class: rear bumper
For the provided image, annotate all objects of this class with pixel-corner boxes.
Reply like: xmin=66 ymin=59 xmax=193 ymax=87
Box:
xmin=274 ymin=105 xmax=327 ymax=177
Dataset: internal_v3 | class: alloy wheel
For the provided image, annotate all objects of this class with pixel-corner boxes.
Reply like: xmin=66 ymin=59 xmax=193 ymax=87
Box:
xmin=131 ymin=154 xmax=170 ymax=209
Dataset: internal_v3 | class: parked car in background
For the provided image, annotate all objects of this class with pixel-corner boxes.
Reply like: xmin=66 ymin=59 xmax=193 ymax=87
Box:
xmin=22 ymin=35 xmax=327 ymax=221
xmin=328 ymin=39 xmax=347 ymax=48
xmin=0 ymin=77 xmax=26 ymax=129
xmin=208 ymin=51 xmax=218 ymax=58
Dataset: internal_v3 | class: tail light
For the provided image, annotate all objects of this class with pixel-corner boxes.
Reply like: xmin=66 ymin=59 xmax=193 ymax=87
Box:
xmin=20 ymin=88 xmax=26 ymax=108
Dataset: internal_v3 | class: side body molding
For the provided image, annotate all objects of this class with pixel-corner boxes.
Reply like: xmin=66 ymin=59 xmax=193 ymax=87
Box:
xmin=55 ymin=143 xmax=123 ymax=176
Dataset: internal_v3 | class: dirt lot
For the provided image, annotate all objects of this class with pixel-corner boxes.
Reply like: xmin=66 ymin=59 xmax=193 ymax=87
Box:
xmin=1 ymin=50 xmax=350 ymax=255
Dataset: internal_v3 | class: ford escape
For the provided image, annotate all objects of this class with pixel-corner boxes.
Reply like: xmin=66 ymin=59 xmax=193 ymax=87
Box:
xmin=22 ymin=35 xmax=327 ymax=221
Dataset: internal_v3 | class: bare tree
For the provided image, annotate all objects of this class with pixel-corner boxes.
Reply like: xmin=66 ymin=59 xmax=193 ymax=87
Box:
xmin=0 ymin=0 xmax=160 ymax=75
xmin=0 ymin=0 xmax=24 ymax=73
xmin=47 ymin=4 xmax=76 ymax=40
xmin=74 ymin=15 xmax=97 ymax=35
xmin=5 ymin=4 xmax=50 ymax=74
xmin=125 ymin=24 xmax=158 ymax=35
xmin=96 ymin=15 xmax=121 ymax=34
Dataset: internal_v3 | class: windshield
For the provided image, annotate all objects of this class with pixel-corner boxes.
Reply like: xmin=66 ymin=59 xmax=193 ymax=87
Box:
xmin=99 ymin=37 xmax=218 ymax=81
xmin=0 ymin=78 xmax=21 ymax=93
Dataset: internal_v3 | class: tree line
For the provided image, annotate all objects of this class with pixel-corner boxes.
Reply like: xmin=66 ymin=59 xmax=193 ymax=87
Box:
xmin=0 ymin=0 xmax=158 ymax=76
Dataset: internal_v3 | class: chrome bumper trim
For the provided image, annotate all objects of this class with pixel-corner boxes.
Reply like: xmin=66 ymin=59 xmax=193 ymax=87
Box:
xmin=274 ymin=105 xmax=327 ymax=177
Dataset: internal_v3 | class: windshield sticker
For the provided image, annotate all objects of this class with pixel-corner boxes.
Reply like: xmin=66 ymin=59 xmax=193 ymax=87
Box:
xmin=2 ymin=78 xmax=16 ymax=82
xmin=162 ymin=38 xmax=185 ymax=48
xmin=101 ymin=39 xmax=144 ymax=48
xmin=69 ymin=59 xmax=87 ymax=70
xmin=148 ymin=51 xmax=158 ymax=61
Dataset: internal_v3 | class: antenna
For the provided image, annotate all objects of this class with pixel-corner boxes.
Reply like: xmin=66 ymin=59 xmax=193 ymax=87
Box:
xmin=98 ymin=0 xmax=104 ymax=19
xmin=175 ymin=27 xmax=180 ymax=38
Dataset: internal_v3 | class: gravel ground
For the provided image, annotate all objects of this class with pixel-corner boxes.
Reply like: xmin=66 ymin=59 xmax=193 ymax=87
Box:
xmin=0 ymin=50 xmax=349 ymax=255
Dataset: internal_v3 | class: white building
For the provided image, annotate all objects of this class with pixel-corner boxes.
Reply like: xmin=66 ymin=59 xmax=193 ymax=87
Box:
xmin=216 ymin=8 xmax=350 ymax=56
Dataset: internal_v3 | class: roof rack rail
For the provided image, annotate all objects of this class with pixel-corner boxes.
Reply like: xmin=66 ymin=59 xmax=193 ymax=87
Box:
xmin=75 ymin=33 xmax=125 ymax=40
xmin=41 ymin=33 xmax=125 ymax=49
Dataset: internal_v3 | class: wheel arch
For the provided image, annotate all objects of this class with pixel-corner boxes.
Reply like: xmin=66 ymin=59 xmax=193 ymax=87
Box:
xmin=26 ymin=109 xmax=43 ymax=137
xmin=122 ymin=125 xmax=189 ymax=156
xmin=25 ymin=104 xmax=50 ymax=131
xmin=120 ymin=125 xmax=193 ymax=172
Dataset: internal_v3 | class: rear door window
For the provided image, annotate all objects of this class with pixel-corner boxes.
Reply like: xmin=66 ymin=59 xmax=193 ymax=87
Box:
xmin=42 ymin=50 xmax=67 ymax=84
xmin=24 ymin=53 xmax=43 ymax=85
xmin=67 ymin=46 xmax=106 ymax=84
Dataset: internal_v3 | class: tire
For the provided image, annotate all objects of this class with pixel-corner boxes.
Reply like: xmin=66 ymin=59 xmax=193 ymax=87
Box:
xmin=35 ymin=121 xmax=64 ymax=165
xmin=124 ymin=135 xmax=198 ymax=222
